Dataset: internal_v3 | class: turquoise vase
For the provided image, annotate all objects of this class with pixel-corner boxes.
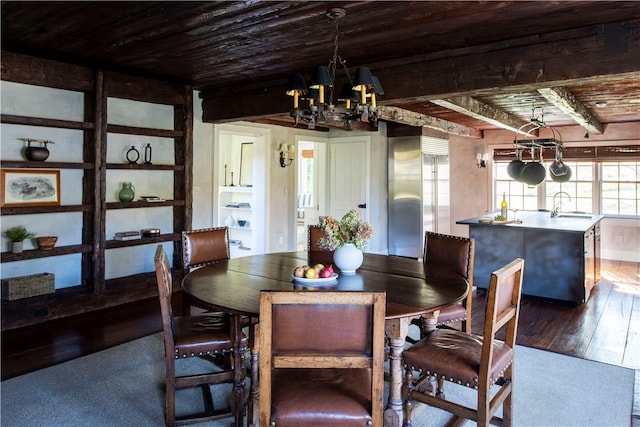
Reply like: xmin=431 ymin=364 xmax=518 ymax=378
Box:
xmin=333 ymin=243 xmax=363 ymax=274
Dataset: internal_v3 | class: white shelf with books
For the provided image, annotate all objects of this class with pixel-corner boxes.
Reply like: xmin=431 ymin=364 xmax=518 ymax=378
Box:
xmin=218 ymin=186 xmax=258 ymax=258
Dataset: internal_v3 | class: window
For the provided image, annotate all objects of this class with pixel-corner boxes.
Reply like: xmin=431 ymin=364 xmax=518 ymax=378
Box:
xmin=601 ymin=161 xmax=639 ymax=216
xmin=495 ymin=164 xmax=537 ymax=211
xmin=493 ymin=156 xmax=639 ymax=218
xmin=544 ymin=161 xmax=593 ymax=213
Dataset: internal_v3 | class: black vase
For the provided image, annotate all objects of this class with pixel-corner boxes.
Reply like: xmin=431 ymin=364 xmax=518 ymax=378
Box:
xmin=24 ymin=140 xmax=51 ymax=161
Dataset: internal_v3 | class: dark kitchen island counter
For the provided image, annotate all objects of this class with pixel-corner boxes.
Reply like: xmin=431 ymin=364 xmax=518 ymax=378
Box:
xmin=457 ymin=211 xmax=603 ymax=304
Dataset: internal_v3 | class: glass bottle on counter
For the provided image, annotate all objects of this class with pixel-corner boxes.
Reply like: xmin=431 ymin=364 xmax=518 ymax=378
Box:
xmin=501 ymin=192 xmax=508 ymax=219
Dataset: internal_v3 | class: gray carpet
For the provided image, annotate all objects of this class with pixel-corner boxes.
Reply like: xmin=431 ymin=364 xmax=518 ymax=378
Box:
xmin=0 ymin=333 xmax=635 ymax=427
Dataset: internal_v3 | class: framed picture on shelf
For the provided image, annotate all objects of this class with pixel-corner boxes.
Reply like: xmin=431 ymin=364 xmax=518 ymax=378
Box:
xmin=240 ymin=142 xmax=253 ymax=186
xmin=1 ymin=169 xmax=61 ymax=207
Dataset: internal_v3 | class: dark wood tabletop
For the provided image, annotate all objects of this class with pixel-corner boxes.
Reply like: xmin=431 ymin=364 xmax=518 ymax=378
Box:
xmin=180 ymin=250 xmax=469 ymax=427
xmin=181 ymin=251 xmax=469 ymax=320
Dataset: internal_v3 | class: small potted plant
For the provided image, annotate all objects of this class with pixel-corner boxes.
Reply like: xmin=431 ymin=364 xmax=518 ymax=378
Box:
xmin=4 ymin=225 xmax=36 ymax=254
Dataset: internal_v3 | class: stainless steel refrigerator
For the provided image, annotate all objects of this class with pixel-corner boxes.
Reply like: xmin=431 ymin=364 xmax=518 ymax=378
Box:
xmin=388 ymin=136 xmax=449 ymax=258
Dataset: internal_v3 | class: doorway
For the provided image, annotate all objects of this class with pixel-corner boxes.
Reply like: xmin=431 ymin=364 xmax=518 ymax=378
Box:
xmin=295 ymin=137 xmax=328 ymax=250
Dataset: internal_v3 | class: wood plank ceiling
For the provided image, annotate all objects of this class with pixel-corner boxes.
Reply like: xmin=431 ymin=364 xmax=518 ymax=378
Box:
xmin=2 ymin=1 xmax=639 ymax=136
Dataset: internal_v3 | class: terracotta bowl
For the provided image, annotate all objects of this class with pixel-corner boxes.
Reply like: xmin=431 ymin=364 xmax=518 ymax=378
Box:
xmin=35 ymin=236 xmax=58 ymax=250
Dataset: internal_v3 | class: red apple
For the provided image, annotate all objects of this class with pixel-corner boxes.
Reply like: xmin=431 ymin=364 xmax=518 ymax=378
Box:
xmin=320 ymin=267 xmax=333 ymax=278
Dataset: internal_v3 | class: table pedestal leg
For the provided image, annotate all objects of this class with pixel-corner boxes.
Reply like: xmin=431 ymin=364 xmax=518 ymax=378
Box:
xmin=420 ymin=310 xmax=439 ymax=334
xmin=416 ymin=311 xmax=439 ymax=396
xmin=384 ymin=317 xmax=411 ymax=427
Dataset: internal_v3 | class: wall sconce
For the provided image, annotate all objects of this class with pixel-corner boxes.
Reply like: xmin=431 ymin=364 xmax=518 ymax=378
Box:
xmin=278 ymin=143 xmax=295 ymax=168
xmin=476 ymin=153 xmax=489 ymax=168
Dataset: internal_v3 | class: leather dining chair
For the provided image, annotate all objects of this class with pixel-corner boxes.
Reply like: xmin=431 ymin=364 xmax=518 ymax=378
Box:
xmin=423 ymin=231 xmax=475 ymax=333
xmin=154 ymin=245 xmax=248 ymax=427
xmin=259 ymin=290 xmax=386 ymax=427
xmin=307 ymin=224 xmax=333 ymax=266
xmin=402 ymin=258 xmax=525 ymax=427
xmin=181 ymin=226 xmax=230 ymax=270
xmin=181 ymin=227 xmax=231 ymax=316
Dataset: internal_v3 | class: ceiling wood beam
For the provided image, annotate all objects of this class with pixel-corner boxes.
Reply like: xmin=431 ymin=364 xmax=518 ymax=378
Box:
xmin=430 ymin=96 xmax=536 ymax=136
xmin=376 ymin=106 xmax=482 ymax=138
xmin=201 ymin=18 xmax=639 ymax=127
xmin=537 ymin=87 xmax=604 ymax=134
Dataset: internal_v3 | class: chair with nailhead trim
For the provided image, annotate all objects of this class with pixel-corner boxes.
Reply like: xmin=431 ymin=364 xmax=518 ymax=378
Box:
xmin=402 ymin=258 xmax=524 ymax=427
xmin=154 ymin=245 xmax=248 ymax=427
xmin=181 ymin=227 xmax=232 ymax=318
xmin=181 ymin=227 xmax=230 ymax=270
xmin=423 ymin=231 xmax=475 ymax=334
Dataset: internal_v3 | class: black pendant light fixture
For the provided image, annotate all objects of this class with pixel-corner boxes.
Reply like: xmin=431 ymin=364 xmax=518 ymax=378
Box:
xmin=286 ymin=8 xmax=383 ymax=130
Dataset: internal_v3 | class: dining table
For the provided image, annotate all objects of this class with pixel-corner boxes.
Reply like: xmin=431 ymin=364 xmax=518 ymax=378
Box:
xmin=181 ymin=250 xmax=469 ymax=427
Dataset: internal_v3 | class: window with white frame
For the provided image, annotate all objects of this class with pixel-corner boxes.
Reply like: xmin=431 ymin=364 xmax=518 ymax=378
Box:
xmin=492 ymin=146 xmax=640 ymax=218
xmin=544 ymin=161 xmax=593 ymax=213
xmin=601 ymin=161 xmax=639 ymax=216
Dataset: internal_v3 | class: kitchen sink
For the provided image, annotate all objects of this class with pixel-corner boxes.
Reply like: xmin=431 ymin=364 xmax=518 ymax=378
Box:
xmin=555 ymin=214 xmax=593 ymax=219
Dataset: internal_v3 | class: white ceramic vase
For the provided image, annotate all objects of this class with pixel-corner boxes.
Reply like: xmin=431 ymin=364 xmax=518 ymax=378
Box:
xmin=333 ymin=243 xmax=363 ymax=274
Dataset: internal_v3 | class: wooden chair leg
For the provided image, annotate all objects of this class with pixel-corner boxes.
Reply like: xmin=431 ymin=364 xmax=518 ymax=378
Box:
xmin=200 ymin=384 xmax=215 ymax=414
xmin=403 ymin=367 xmax=414 ymax=427
xmin=436 ymin=377 xmax=445 ymax=398
xmin=165 ymin=356 xmax=177 ymax=427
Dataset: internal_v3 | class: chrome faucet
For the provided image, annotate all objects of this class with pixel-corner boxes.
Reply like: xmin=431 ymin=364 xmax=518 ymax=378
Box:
xmin=551 ymin=191 xmax=572 ymax=217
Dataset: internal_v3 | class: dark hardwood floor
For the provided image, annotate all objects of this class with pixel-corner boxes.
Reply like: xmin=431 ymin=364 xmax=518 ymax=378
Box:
xmin=471 ymin=259 xmax=640 ymax=369
xmin=2 ymin=260 xmax=639 ymax=380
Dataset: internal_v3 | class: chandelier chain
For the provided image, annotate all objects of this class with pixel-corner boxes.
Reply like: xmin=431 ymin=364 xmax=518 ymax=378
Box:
xmin=327 ymin=14 xmax=351 ymax=105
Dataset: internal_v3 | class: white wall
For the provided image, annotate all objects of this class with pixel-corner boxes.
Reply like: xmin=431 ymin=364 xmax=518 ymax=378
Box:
xmin=191 ymin=113 xmax=390 ymax=255
xmin=449 ymin=135 xmax=491 ymax=237
xmin=192 ymin=93 xmax=215 ymax=229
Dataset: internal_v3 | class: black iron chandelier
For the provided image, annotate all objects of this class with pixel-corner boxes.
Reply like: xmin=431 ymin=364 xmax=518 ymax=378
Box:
xmin=286 ymin=8 xmax=383 ymax=130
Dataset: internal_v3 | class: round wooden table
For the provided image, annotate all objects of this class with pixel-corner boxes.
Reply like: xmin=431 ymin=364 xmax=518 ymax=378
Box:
xmin=181 ymin=251 xmax=469 ymax=427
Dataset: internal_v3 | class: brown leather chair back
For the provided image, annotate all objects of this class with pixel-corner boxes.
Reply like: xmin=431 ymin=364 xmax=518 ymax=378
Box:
xmin=484 ymin=257 xmax=524 ymax=346
xmin=307 ymin=224 xmax=330 ymax=252
xmin=424 ymin=231 xmax=475 ymax=286
xmin=259 ymin=291 xmax=386 ymax=427
xmin=182 ymin=227 xmax=230 ymax=269
xmin=307 ymin=224 xmax=334 ymax=266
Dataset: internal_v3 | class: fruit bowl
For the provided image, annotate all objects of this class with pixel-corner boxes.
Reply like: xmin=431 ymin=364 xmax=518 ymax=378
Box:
xmin=291 ymin=273 xmax=339 ymax=285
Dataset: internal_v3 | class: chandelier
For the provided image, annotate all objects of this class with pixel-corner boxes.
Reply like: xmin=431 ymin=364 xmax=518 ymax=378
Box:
xmin=286 ymin=8 xmax=383 ymax=130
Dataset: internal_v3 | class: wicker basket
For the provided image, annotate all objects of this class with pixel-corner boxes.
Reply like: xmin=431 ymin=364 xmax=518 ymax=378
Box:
xmin=1 ymin=273 xmax=55 ymax=301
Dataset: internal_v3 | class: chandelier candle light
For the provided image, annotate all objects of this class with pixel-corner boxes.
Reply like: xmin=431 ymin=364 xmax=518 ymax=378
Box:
xmin=286 ymin=8 xmax=383 ymax=130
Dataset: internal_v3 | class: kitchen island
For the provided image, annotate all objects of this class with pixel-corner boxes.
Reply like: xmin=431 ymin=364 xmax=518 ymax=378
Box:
xmin=457 ymin=210 xmax=603 ymax=304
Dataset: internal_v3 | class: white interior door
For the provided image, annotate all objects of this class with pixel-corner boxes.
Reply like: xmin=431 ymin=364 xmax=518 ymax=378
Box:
xmin=329 ymin=138 xmax=368 ymax=221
